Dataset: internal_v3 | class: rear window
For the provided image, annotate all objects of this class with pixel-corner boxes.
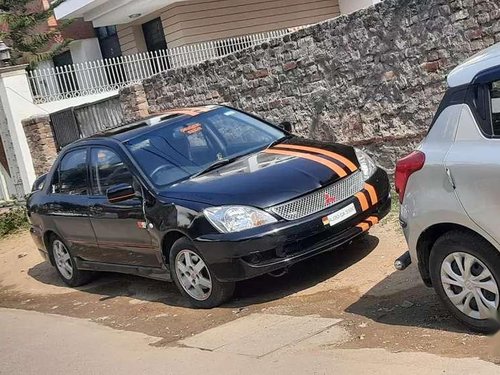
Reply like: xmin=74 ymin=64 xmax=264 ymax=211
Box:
xmin=428 ymin=86 xmax=468 ymax=134
xmin=490 ymin=80 xmax=500 ymax=135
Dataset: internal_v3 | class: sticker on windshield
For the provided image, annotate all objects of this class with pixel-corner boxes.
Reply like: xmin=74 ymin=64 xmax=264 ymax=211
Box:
xmin=224 ymin=110 xmax=236 ymax=116
xmin=181 ymin=123 xmax=203 ymax=135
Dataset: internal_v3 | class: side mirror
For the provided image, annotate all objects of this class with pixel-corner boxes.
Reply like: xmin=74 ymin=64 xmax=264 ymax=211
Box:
xmin=279 ymin=121 xmax=293 ymax=132
xmin=32 ymin=173 xmax=47 ymax=191
xmin=106 ymin=183 xmax=137 ymax=204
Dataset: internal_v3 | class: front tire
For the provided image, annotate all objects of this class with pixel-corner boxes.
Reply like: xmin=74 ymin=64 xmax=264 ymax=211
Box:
xmin=430 ymin=231 xmax=500 ymax=334
xmin=170 ymin=238 xmax=235 ymax=308
xmin=49 ymin=235 xmax=93 ymax=287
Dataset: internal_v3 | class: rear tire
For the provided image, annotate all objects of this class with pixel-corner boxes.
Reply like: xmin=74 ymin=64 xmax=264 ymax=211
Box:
xmin=430 ymin=230 xmax=500 ymax=334
xmin=49 ymin=234 xmax=93 ymax=287
xmin=170 ymin=237 xmax=235 ymax=308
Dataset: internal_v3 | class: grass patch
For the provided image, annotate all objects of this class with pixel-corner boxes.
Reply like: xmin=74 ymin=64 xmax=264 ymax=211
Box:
xmin=390 ymin=190 xmax=400 ymax=213
xmin=0 ymin=207 xmax=29 ymax=238
xmin=382 ymin=190 xmax=400 ymax=226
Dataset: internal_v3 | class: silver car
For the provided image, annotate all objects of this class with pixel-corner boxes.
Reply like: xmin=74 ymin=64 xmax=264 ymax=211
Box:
xmin=395 ymin=43 xmax=500 ymax=333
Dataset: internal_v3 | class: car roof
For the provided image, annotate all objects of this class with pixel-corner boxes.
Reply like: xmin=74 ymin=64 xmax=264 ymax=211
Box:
xmin=448 ymin=42 xmax=500 ymax=87
xmin=71 ymin=105 xmax=222 ymax=146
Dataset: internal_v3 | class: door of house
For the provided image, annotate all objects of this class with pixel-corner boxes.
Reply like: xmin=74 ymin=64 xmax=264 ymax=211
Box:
xmin=142 ymin=18 xmax=169 ymax=73
xmin=97 ymin=26 xmax=122 ymax=59
xmin=96 ymin=26 xmax=125 ymax=85
xmin=142 ymin=18 xmax=168 ymax=52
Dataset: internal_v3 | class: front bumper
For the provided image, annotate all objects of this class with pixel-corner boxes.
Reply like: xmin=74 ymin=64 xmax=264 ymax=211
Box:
xmin=195 ymin=168 xmax=391 ymax=282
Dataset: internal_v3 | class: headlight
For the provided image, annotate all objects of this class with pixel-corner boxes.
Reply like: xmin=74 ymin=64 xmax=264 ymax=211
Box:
xmin=354 ymin=148 xmax=377 ymax=180
xmin=204 ymin=206 xmax=277 ymax=233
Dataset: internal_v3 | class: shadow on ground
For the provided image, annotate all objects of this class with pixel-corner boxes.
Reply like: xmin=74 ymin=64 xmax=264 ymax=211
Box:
xmin=345 ymin=265 xmax=474 ymax=334
xmin=231 ymin=234 xmax=379 ymax=306
xmin=28 ymin=234 xmax=379 ymax=309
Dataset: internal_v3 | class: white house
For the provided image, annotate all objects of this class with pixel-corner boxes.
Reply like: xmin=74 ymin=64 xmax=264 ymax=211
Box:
xmin=55 ymin=0 xmax=382 ymax=57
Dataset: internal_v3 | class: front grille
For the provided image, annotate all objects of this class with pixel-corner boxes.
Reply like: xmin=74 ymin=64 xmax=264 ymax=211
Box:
xmin=270 ymin=171 xmax=364 ymax=221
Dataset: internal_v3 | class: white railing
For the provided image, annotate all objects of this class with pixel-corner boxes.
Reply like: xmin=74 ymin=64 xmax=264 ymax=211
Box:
xmin=29 ymin=29 xmax=290 ymax=104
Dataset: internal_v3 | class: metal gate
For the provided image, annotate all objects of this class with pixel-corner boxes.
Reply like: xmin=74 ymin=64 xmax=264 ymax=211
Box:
xmin=49 ymin=95 xmax=124 ymax=150
xmin=50 ymin=108 xmax=81 ymax=150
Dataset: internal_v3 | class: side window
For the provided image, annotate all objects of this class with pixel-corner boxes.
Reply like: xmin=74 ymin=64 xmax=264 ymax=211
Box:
xmin=90 ymin=148 xmax=134 ymax=196
xmin=490 ymin=80 xmax=500 ymax=136
xmin=52 ymin=149 xmax=88 ymax=195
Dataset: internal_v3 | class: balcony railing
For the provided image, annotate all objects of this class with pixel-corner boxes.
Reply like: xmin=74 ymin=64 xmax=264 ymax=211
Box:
xmin=29 ymin=29 xmax=290 ymax=104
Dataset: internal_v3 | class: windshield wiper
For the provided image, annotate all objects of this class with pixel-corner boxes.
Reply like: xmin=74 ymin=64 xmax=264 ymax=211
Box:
xmin=266 ymin=135 xmax=292 ymax=149
xmin=192 ymin=136 xmax=292 ymax=178
xmin=192 ymin=157 xmax=238 ymax=178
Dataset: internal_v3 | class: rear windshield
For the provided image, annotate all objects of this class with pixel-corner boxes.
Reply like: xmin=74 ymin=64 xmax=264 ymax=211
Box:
xmin=124 ymin=107 xmax=284 ymax=187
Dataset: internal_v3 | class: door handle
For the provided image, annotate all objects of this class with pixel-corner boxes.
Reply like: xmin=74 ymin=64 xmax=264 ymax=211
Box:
xmin=445 ymin=168 xmax=456 ymax=189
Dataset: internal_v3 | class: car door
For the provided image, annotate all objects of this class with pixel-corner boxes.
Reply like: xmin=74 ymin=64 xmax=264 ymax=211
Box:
xmin=88 ymin=146 xmax=159 ymax=267
xmin=445 ymin=78 xmax=500 ymax=241
xmin=46 ymin=148 xmax=99 ymax=260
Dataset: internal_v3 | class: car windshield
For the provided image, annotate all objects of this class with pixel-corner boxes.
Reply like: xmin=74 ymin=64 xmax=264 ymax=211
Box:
xmin=124 ymin=107 xmax=286 ymax=188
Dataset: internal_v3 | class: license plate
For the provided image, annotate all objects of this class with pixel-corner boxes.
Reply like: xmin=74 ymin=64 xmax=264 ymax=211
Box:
xmin=322 ymin=203 xmax=357 ymax=227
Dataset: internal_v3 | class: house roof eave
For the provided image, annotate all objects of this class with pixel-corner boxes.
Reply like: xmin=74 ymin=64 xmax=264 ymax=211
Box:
xmin=54 ymin=0 xmax=187 ymax=27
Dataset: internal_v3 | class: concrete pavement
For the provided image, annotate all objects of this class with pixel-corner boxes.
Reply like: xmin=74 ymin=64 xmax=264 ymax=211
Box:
xmin=1 ymin=308 xmax=499 ymax=374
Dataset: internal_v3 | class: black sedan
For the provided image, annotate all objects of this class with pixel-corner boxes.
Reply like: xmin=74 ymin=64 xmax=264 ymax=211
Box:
xmin=27 ymin=105 xmax=390 ymax=308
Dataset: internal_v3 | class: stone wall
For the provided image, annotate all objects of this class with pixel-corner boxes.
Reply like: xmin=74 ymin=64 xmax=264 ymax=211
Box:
xmin=120 ymin=84 xmax=150 ymax=124
xmin=22 ymin=115 xmax=58 ymax=177
xmin=120 ymin=0 xmax=500 ymax=171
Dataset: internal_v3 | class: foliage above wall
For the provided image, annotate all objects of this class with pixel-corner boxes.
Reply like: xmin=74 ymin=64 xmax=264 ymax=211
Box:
xmin=0 ymin=0 xmax=70 ymax=66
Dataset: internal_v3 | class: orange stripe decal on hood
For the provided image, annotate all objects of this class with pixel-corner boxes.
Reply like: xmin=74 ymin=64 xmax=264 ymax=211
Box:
xmin=274 ymin=144 xmax=357 ymax=172
xmin=264 ymin=149 xmax=348 ymax=177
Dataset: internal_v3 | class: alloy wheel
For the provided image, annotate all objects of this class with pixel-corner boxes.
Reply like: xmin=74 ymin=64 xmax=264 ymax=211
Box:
xmin=53 ymin=239 xmax=73 ymax=280
xmin=440 ymin=252 xmax=499 ymax=320
xmin=175 ymin=249 xmax=212 ymax=301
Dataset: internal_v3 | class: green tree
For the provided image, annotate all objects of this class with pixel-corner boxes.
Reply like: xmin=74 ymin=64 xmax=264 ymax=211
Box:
xmin=0 ymin=0 xmax=70 ymax=66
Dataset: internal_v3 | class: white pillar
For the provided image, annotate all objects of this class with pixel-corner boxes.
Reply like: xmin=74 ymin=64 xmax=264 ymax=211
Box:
xmin=0 ymin=163 xmax=14 ymax=201
xmin=0 ymin=65 xmax=38 ymax=197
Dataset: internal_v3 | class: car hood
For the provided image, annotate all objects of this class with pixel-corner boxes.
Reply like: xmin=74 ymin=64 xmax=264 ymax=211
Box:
xmin=159 ymin=138 xmax=359 ymax=208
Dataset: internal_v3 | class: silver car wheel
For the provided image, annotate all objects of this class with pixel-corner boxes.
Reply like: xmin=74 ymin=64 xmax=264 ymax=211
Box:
xmin=441 ymin=252 xmax=499 ymax=320
xmin=53 ymin=239 xmax=73 ymax=280
xmin=175 ymin=249 xmax=212 ymax=301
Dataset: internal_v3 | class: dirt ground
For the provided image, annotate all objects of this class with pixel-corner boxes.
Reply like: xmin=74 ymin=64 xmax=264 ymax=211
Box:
xmin=1 ymin=218 xmax=499 ymax=364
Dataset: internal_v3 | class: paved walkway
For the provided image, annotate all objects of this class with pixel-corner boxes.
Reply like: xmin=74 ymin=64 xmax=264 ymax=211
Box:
xmin=1 ymin=308 xmax=499 ymax=374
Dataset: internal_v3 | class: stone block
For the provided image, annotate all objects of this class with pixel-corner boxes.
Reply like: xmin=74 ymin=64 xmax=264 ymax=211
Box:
xmin=283 ymin=61 xmax=297 ymax=71
xmin=421 ymin=61 xmax=440 ymax=72
xmin=21 ymin=114 xmax=57 ymax=176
